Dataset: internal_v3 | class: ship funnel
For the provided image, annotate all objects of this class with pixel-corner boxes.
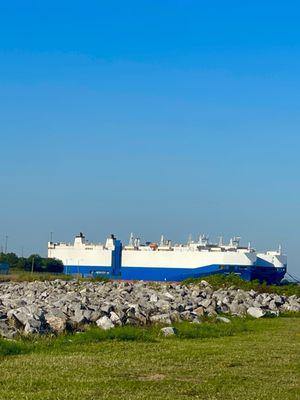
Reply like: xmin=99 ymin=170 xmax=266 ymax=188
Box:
xmin=106 ymin=234 xmax=117 ymax=250
xmin=74 ymin=232 xmax=86 ymax=246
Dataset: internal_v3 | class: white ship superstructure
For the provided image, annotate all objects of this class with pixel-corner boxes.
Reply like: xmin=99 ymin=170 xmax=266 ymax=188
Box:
xmin=48 ymin=232 xmax=122 ymax=276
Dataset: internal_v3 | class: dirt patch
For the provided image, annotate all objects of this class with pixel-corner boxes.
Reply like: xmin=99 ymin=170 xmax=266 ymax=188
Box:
xmin=137 ymin=373 xmax=166 ymax=381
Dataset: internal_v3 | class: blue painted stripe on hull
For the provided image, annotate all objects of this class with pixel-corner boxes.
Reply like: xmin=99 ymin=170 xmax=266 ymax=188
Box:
xmin=64 ymin=264 xmax=286 ymax=284
xmin=121 ymin=265 xmax=221 ymax=281
xmin=64 ymin=265 xmax=111 ymax=276
xmin=121 ymin=265 xmax=285 ymax=283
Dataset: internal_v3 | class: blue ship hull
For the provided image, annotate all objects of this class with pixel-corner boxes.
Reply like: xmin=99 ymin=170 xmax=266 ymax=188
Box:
xmin=64 ymin=264 xmax=286 ymax=284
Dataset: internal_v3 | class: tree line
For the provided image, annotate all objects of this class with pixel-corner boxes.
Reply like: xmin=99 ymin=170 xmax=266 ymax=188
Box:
xmin=0 ymin=252 xmax=63 ymax=273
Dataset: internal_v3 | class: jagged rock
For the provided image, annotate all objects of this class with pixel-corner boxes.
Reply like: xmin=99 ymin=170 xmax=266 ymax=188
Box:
xmin=70 ymin=309 xmax=86 ymax=324
xmin=150 ymin=293 xmax=158 ymax=303
xmin=150 ymin=314 xmax=172 ymax=324
xmin=100 ymin=304 xmax=114 ymax=314
xmin=191 ymin=289 xmax=200 ymax=298
xmin=134 ymin=312 xmax=147 ymax=325
xmin=273 ymin=295 xmax=284 ymax=305
xmin=235 ymin=290 xmax=250 ymax=302
xmin=45 ymin=315 xmax=67 ymax=333
xmin=200 ymin=280 xmax=210 ymax=287
xmin=229 ymin=302 xmax=247 ymax=316
xmin=108 ymin=311 xmax=121 ymax=326
xmin=7 ymin=307 xmax=39 ymax=330
xmin=0 ymin=320 xmax=17 ymax=339
xmin=164 ymin=292 xmax=175 ymax=301
xmin=190 ymin=319 xmax=202 ymax=324
xmin=24 ymin=319 xmax=41 ymax=335
xmin=156 ymin=300 xmax=171 ymax=313
xmin=206 ymin=306 xmax=217 ymax=316
xmin=176 ymin=303 xmax=185 ymax=312
xmin=96 ymin=316 xmax=114 ymax=330
xmin=216 ymin=316 xmax=231 ymax=323
xmin=247 ymin=307 xmax=265 ymax=318
xmin=268 ymin=300 xmax=279 ymax=311
xmin=287 ymin=297 xmax=300 ymax=311
xmin=169 ymin=310 xmax=180 ymax=322
xmin=160 ymin=326 xmax=177 ymax=336
xmin=192 ymin=306 xmax=205 ymax=317
xmin=201 ymin=299 xmax=212 ymax=308
xmin=221 ymin=296 xmax=230 ymax=305
xmin=265 ymin=310 xmax=279 ymax=317
xmin=89 ymin=310 xmax=102 ymax=322
xmin=179 ymin=311 xmax=194 ymax=321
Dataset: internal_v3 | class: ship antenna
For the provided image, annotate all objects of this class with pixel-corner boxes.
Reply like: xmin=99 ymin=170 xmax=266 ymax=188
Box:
xmin=188 ymin=234 xmax=192 ymax=244
xmin=218 ymin=236 xmax=223 ymax=246
xmin=160 ymin=234 xmax=164 ymax=246
xmin=278 ymin=244 xmax=282 ymax=254
xmin=129 ymin=233 xmax=134 ymax=246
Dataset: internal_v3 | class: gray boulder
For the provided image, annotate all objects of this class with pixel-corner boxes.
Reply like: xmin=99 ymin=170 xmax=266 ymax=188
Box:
xmin=150 ymin=314 xmax=172 ymax=324
xmin=45 ymin=315 xmax=67 ymax=333
xmin=247 ymin=307 xmax=265 ymax=318
xmin=160 ymin=326 xmax=177 ymax=336
xmin=0 ymin=320 xmax=17 ymax=339
xmin=96 ymin=316 xmax=114 ymax=330
xmin=109 ymin=311 xmax=122 ymax=326
xmin=24 ymin=319 xmax=41 ymax=335
xmin=216 ymin=316 xmax=231 ymax=323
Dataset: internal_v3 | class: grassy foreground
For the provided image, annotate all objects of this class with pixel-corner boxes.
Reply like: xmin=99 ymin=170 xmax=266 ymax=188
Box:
xmin=0 ymin=271 xmax=108 ymax=283
xmin=0 ymin=316 xmax=299 ymax=400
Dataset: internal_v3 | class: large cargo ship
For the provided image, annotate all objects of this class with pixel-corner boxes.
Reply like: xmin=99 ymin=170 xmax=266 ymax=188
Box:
xmin=48 ymin=233 xmax=287 ymax=284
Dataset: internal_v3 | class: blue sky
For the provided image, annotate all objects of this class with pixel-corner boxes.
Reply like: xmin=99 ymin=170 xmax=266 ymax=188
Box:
xmin=0 ymin=1 xmax=299 ymax=275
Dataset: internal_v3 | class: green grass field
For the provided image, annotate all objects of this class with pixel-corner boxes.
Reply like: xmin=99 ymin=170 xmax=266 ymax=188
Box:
xmin=0 ymin=316 xmax=299 ymax=400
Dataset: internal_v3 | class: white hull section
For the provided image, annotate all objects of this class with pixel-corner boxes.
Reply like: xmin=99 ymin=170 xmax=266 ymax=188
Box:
xmin=122 ymin=249 xmax=256 ymax=269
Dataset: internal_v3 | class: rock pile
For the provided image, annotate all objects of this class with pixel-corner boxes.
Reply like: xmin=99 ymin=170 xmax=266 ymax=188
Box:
xmin=0 ymin=280 xmax=299 ymax=338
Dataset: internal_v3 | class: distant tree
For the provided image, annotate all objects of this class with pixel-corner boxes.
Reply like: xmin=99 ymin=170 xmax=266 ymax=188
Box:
xmin=15 ymin=257 xmax=29 ymax=271
xmin=0 ymin=252 xmax=63 ymax=274
xmin=0 ymin=252 xmax=19 ymax=268
xmin=27 ymin=254 xmax=43 ymax=272
xmin=42 ymin=258 xmax=64 ymax=273
xmin=0 ymin=252 xmax=63 ymax=273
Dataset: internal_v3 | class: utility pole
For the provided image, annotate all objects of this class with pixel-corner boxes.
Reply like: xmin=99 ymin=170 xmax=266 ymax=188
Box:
xmin=4 ymin=235 xmax=8 ymax=254
xmin=31 ymin=256 xmax=34 ymax=274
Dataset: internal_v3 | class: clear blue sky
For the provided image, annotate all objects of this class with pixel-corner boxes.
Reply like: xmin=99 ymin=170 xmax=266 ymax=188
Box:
xmin=0 ymin=1 xmax=299 ymax=276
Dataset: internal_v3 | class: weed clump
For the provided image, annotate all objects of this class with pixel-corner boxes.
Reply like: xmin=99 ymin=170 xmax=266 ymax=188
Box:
xmin=0 ymin=339 xmax=29 ymax=357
